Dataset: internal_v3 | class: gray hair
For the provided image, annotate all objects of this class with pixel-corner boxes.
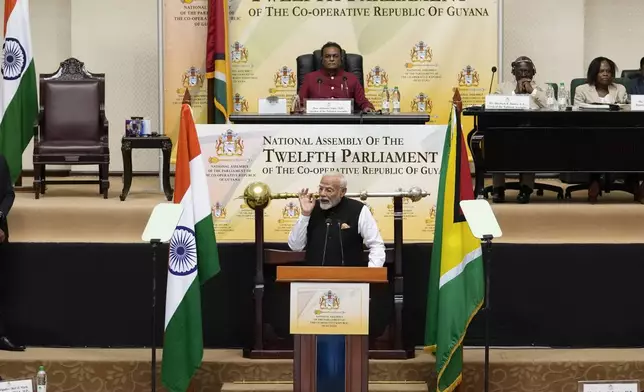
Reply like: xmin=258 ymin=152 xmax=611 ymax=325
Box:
xmin=322 ymin=172 xmax=348 ymax=189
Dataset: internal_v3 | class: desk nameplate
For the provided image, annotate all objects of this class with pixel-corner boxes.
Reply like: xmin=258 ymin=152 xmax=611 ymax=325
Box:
xmin=289 ymin=282 xmax=369 ymax=335
xmin=578 ymin=380 xmax=639 ymax=392
xmin=0 ymin=378 xmax=34 ymax=392
xmin=258 ymin=98 xmax=288 ymax=114
xmin=630 ymin=95 xmax=644 ymax=111
xmin=485 ymin=95 xmax=531 ymax=110
xmin=305 ymin=98 xmax=353 ymax=114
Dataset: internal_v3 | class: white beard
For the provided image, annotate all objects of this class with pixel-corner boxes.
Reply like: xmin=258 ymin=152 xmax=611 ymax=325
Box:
xmin=319 ymin=198 xmax=340 ymax=210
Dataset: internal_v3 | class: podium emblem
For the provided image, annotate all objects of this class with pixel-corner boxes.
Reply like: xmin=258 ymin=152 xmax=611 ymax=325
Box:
xmin=215 ymin=129 xmax=244 ymax=156
xmin=169 ymin=226 xmax=197 ymax=276
xmin=458 ymin=65 xmax=480 ymax=87
xmin=318 ymin=290 xmax=340 ymax=311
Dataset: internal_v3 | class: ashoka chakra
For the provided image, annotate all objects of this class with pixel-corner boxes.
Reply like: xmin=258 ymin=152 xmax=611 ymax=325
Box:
xmin=169 ymin=226 xmax=198 ymax=276
xmin=2 ymin=38 xmax=26 ymax=81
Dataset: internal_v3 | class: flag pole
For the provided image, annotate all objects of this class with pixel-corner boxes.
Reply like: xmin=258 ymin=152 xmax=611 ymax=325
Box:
xmin=482 ymin=235 xmax=492 ymax=392
xmin=151 ymin=239 xmax=160 ymax=392
xmin=453 ymin=93 xmax=492 ymax=392
xmin=455 ymin=97 xmax=493 ymax=392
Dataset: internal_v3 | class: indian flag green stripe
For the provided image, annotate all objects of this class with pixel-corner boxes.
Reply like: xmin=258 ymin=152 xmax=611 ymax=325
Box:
xmin=0 ymin=61 xmax=37 ymax=182
xmin=161 ymin=280 xmax=203 ymax=392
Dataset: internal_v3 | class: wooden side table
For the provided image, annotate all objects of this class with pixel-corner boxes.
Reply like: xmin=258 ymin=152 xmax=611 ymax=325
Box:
xmin=120 ymin=136 xmax=173 ymax=201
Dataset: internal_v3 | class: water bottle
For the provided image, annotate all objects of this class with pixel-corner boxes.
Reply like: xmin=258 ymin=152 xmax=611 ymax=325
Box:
xmin=36 ymin=366 xmax=47 ymax=392
xmin=545 ymin=84 xmax=556 ymax=109
xmin=558 ymin=82 xmax=569 ymax=110
xmin=381 ymin=85 xmax=390 ymax=113
xmin=391 ymin=86 xmax=401 ymax=113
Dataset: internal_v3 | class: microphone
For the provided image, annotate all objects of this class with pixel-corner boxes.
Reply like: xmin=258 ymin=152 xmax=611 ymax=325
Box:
xmin=321 ymin=218 xmax=332 ymax=266
xmin=342 ymin=76 xmax=348 ymax=98
xmin=317 ymin=77 xmax=323 ymax=95
xmin=337 ymin=221 xmax=345 ymax=266
xmin=488 ymin=66 xmax=497 ymax=95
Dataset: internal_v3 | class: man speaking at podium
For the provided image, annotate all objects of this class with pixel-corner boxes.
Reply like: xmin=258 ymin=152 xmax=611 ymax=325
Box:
xmin=288 ymin=172 xmax=385 ymax=267
xmin=298 ymin=42 xmax=375 ymax=113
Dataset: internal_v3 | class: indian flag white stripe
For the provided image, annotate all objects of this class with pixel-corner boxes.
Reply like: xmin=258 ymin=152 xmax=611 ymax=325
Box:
xmin=438 ymin=248 xmax=482 ymax=289
xmin=0 ymin=0 xmax=33 ymax=120
xmin=164 ymin=186 xmax=196 ymax=329
xmin=163 ymin=155 xmax=211 ymax=328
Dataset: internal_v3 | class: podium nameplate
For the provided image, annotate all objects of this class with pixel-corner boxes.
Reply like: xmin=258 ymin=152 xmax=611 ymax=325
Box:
xmin=305 ymin=98 xmax=353 ymax=114
xmin=485 ymin=94 xmax=531 ymax=110
xmin=578 ymin=380 xmax=640 ymax=392
xmin=289 ymin=282 xmax=369 ymax=335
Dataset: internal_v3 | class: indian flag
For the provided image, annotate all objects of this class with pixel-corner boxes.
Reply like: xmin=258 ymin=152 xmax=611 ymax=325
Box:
xmin=0 ymin=0 xmax=37 ymax=183
xmin=425 ymin=106 xmax=484 ymax=392
xmin=162 ymin=103 xmax=220 ymax=392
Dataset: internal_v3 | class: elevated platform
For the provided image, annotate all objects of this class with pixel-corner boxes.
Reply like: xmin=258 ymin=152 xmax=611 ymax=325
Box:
xmin=1 ymin=348 xmax=643 ymax=392
xmin=9 ymin=176 xmax=644 ymax=243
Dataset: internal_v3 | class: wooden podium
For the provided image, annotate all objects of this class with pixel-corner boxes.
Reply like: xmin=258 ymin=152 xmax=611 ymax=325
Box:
xmin=277 ymin=266 xmax=388 ymax=392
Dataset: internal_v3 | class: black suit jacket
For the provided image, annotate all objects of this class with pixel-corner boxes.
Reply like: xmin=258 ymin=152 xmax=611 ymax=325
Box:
xmin=0 ymin=156 xmax=15 ymax=242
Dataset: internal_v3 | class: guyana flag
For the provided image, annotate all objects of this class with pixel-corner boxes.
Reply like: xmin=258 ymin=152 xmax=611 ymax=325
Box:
xmin=425 ymin=106 xmax=485 ymax=392
xmin=206 ymin=0 xmax=232 ymax=124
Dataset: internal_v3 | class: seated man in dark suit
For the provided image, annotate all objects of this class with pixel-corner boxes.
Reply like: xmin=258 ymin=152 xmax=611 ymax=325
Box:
xmin=0 ymin=155 xmax=23 ymax=351
xmin=298 ymin=42 xmax=374 ymax=113
xmin=627 ymin=57 xmax=644 ymax=95
xmin=287 ymin=172 xmax=384 ymax=266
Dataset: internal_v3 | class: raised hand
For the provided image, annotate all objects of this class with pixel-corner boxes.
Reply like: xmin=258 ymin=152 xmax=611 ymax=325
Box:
xmin=298 ymin=188 xmax=315 ymax=216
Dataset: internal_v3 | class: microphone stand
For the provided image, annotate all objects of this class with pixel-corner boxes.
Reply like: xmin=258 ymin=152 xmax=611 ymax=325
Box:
xmin=321 ymin=219 xmax=331 ymax=265
xmin=482 ymin=234 xmax=493 ymax=392
xmin=337 ymin=221 xmax=345 ymax=266
xmin=488 ymin=67 xmax=497 ymax=95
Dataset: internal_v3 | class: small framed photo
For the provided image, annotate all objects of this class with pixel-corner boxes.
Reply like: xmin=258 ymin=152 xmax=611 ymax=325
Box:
xmin=578 ymin=380 xmax=640 ymax=392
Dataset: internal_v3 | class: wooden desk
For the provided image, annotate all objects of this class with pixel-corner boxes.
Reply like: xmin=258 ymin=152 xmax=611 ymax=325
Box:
xmin=120 ymin=136 xmax=173 ymax=201
xmin=465 ymin=108 xmax=644 ymax=196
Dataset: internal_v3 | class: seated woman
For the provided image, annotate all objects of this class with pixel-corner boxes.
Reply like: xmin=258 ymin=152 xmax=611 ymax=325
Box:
xmin=574 ymin=57 xmax=639 ymax=203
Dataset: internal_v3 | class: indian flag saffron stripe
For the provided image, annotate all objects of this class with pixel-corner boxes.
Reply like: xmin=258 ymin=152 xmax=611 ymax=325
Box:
xmin=0 ymin=0 xmax=38 ymax=183
xmin=424 ymin=106 xmax=485 ymax=392
xmin=162 ymin=104 xmax=220 ymax=392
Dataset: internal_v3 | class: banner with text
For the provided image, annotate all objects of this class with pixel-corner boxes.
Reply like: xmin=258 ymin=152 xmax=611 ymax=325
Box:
xmin=196 ymin=123 xmax=446 ymax=243
xmin=164 ymin=0 xmax=498 ymax=154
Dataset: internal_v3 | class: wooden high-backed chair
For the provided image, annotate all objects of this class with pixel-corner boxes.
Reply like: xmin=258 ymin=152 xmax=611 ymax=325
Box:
xmin=33 ymin=57 xmax=110 ymax=199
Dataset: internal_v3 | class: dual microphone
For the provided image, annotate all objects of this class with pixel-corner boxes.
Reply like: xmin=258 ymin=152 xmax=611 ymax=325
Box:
xmin=316 ymin=76 xmax=349 ymax=97
xmin=321 ymin=218 xmax=345 ymax=267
